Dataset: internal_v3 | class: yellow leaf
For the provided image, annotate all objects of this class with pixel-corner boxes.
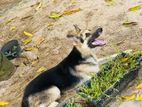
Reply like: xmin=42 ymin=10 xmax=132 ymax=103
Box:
xmin=35 ymin=2 xmax=42 ymax=11
xmin=128 ymin=5 xmax=141 ymax=12
xmin=32 ymin=59 xmax=39 ymax=65
xmin=24 ymin=31 xmax=33 ymax=37
xmin=23 ymin=38 xmax=32 ymax=45
xmin=36 ymin=67 xmax=46 ymax=73
xmin=136 ymin=94 xmax=142 ymax=100
xmin=136 ymin=83 xmax=142 ymax=89
xmin=4 ymin=19 xmax=13 ymax=25
xmin=71 ymin=0 xmax=77 ymax=4
xmin=48 ymin=12 xmax=62 ymax=19
xmin=10 ymin=26 xmax=16 ymax=31
xmin=121 ymin=94 xmax=135 ymax=100
xmin=52 ymin=0 xmax=57 ymax=4
xmin=63 ymin=8 xmax=81 ymax=15
xmin=0 ymin=100 xmax=9 ymax=106
xmin=121 ymin=58 xmax=128 ymax=62
xmin=104 ymin=0 xmax=114 ymax=5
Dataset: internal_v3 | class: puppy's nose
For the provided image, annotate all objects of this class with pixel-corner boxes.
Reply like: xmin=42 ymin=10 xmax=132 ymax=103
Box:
xmin=96 ymin=27 xmax=103 ymax=33
xmin=92 ymin=27 xmax=103 ymax=38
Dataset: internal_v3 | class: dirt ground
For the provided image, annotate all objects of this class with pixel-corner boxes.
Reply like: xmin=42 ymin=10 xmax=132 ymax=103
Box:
xmin=0 ymin=0 xmax=142 ymax=107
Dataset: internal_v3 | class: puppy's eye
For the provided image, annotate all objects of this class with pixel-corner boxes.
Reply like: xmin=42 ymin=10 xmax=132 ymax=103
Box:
xmin=80 ymin=37 xmax=84 ymax=43
xmin=85 ymin=33 xmax=91 ymax=37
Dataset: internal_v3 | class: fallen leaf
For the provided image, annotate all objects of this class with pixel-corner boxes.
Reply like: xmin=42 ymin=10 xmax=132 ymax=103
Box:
xmin=52 ymin=0 xmax=57 ymax=4
xmin=23 ymin=38 xmax=32 ymax=45
xmin=48 ymin=11 xmax=62 ymax=19
xmin=35 ymin=37 xmax=45 ymax=48
xmin=121 ymin=94 xmax=135 ymax=100
xmin=116 ymin=40 xmax=124 ymax=46
xmin=122 ymin=21 xmax=138 ymax=27
xmin=5 ymin=19 xmax=12 ymax=25
xmin=19 ymin=74 xmax=24 ymax=78
xmin=104 ymin=0 xmax=114 ymax=5
xmin=24 ymin=31 xmax=33 ymax=37
xmin=71 ymin=0 xmax=77 ymax=4
xmin=0 ymin=100 xmax=9 ymax=106
xmin=35 ymin=2 xmax=42 ymax=11
xmin=23 ymin=47 xmax=36 ymax=51
xmin=136 ymin=83 xmax=142 ymax=89
xmin=36 ymin=67 xmax=46 ymax=73
xmin=48 ymin=23 xmax=54 ymax=27
xmin=128 ymin=5 xmax=141 ymax=12
xmin=32 ymin=59 xmax=39 ymax=65
xmin=122 ymin=58 xmax=128 ymax=63
xmin=63 ymin=8 xmax=81 ymax=15
xmin=21 ymin=15 xmax=32 ymax=21
xmin=136 ymin=94 xmax=142 ymax=100
xmin=10 ymin=26 xmax=16 ymax=31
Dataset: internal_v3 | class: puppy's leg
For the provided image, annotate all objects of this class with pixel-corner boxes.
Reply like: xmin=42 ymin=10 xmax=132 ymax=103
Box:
xmin=28 ymin=86 xmax=61 ymax=107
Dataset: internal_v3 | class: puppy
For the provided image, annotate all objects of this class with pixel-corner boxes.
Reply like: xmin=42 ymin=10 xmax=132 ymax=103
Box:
xmin=22 ymin=25 xmax=106 ymax=107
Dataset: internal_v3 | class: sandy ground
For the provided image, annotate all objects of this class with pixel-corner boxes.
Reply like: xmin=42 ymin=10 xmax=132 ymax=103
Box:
xmin=0 ymin=0 xmax=142 ymax=107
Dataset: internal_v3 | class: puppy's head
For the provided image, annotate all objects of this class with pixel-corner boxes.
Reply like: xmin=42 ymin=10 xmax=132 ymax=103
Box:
xmin=67 ymin=25 xmax=106 ymax=59
xmin=67 ymin=25 xmax=106 ymax=49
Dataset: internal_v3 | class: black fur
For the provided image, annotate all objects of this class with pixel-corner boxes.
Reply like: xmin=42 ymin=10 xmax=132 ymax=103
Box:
xmin=22 ymin=47 xmax=84 ymax=107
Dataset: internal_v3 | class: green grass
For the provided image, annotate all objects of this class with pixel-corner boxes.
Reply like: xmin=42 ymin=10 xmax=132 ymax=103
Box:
xmin=63 ymin=98 xmax=83 ymax=107
xmin=78 ymin=51 xmax=142 ymax=100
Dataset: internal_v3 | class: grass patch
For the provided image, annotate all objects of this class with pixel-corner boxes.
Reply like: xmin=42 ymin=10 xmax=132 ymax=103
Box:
xmin=63 ymin=98 xmax=82 ymax=107
xmin=78 ymin=51 xmax=142 ymax=100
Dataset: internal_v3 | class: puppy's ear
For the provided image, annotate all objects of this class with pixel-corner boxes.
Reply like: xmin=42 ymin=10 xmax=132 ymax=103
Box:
xmin=67 ymin=34 xmax=80 ymax=45
xmin=73 ymin=24 xmax=81 ymax=34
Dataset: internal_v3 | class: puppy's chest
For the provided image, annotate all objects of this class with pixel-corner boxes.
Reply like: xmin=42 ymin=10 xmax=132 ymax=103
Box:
xmin=75 ymin=63 xmax=100 ymax=74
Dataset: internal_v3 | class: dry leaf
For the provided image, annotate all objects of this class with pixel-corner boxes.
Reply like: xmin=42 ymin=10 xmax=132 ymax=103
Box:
xmin=24 ymin=31 xmax=33 ymax=37
xmin=21 ymin=15 xmax=32 ymax=21
xmin=52 ymin=0 xmax=57 ymax=4
xmin=36 ymin=67 xmax=46 ymax=73
xmin=136 ymin=83 xmax=142 ymax=89
xmin=32 ymin=59 xmax=39 ymax=65
xmin=128 ymin=5 xmax=141 ymax=12
xmin=0 ymin=100 xmax=9 ymax=106
xmin=136 ymin=94 xmax=142 ymax=100
xmin=35 ymin=2 xmax=42 ymax=11
xmin=48 ymin=11 xmax=62 ymax=19
xmin=23 ymin=47 xmax=36 ymax=51
xmin=122 ymin=21 xmax=138 ymax=27
xmin=23 ymin=38 xmax=32 ymax=45
xmin=121 ymin=94 xmax=135 ymax=100
xmin=104 ymin=0 xmax=114 ymax=5
xmin=48 ymin=23 xmax=54 ymax=27
xmin=19 ymin=74 xmax=24 ymax=78
xmin=71 ymin=0 xmax=77 ymax=4
xmin=5 ymin=19 xmax=12 ymax=25
xmin=10 ymin=26 xmax=16 ymax=31
xmin=63 ymin=8 xmax=81 ymax=15
xmin=35 ymin=37 xmax=45 ymax=48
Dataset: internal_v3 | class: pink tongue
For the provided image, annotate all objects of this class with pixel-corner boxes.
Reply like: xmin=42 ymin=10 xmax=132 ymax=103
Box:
xmin=92 ymin=39 xmax=106 ymax=46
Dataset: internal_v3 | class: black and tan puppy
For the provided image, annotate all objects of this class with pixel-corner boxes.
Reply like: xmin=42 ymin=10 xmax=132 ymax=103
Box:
xmin=22 ymin=25 xmax=106 ymax=107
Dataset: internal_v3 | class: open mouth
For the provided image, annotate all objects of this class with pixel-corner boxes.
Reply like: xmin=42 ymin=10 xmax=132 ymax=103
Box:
xmin=92 ymin=39 xmax=106 ymax=46
xmin=88 ymin=37 xmax=106 ymax=48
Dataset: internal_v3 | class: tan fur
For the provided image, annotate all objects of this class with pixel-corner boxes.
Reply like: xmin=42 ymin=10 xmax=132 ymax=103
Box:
xmin=28 ymin=86 xmax=61 ymax=107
